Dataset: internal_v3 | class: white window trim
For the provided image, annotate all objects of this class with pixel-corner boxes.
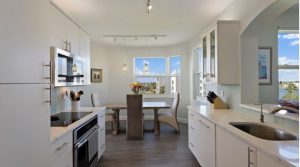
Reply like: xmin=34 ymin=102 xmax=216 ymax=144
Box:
xmin=133 ymin=56 xmax=181 ymax=95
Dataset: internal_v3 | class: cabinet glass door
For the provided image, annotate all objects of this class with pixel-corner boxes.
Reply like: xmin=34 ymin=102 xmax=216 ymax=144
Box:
xmin=202 ymin=36 xmax=208 ymax=80
xmin=210 ymin=30 xmax=216 ymax=80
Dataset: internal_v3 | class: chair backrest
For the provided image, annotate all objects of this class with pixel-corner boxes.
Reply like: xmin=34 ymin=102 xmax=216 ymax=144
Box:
xmin=171 ymin=92 xmax=180 ymax=116
xmin=91 ymin=93 xmax=101 ymax=107
xmin=126 ymin=94 xmax=143 ymax=140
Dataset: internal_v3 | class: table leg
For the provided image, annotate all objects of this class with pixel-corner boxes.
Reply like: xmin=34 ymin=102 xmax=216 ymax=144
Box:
xmin=113 ymin=109 xmax=120 ymax=135
xmin=154 ymin=108 xmax=160 ymax=136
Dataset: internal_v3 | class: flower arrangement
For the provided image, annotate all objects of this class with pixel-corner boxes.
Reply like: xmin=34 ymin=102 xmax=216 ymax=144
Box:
xmin=130 ymin=82 xmax=143 ymax=94
xmin=66 ymin=90 xmax=84 ymax=101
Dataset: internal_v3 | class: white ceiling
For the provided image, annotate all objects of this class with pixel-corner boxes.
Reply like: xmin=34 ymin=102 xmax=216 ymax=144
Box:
xmin=52 ymin=0 xmax=235 ymax=47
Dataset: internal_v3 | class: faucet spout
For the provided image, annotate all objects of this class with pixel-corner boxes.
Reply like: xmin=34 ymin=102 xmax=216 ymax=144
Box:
xmin=260 ymin=103 xmax=264 ymax=123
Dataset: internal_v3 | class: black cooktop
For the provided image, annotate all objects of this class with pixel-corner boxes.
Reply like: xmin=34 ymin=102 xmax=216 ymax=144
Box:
xmin=50 ymin=112 xmax=92 ymax=127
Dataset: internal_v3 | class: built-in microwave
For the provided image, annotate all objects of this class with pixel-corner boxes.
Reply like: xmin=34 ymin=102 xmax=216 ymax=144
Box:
xmin=51 ymin=47 xmax=86 ymax=86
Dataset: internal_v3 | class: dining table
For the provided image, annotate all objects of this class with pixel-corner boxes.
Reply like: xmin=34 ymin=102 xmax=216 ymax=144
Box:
xmin=103 ymin=102 xmax=170 ymax=135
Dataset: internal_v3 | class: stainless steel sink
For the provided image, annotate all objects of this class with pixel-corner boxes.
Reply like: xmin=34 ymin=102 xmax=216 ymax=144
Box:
xmin=229 ymin=122 xmax=298 ymax=141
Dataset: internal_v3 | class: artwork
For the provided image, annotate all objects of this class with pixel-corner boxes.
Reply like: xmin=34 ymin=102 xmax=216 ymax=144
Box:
xmin=258 ymin=47 xmax=272 ymax=85
xmin=91 ymin=68 xmax=102 ymax=83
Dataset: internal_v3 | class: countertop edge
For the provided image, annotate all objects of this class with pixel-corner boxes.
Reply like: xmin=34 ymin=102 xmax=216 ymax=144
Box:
xmin=50 ymin=107 xmax=106 ymax=143
xmin=187 ymin=105 xmax=299 ymax=167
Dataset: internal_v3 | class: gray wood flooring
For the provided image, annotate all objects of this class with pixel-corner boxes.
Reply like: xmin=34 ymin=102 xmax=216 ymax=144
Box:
xmin=97 ymin=120 xmax=200 ymax=167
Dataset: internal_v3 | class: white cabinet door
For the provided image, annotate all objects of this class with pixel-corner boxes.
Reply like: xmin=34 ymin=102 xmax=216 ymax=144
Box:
xmin=188 ymin=111 xmax=215 ymax=167
xmin=216 ymin=126 xmax=256 ymax=167
xmin=188 ymin=112 xmax=199 ymax=158
xmin=0 ymin=0 xmax=50 ymax=83
xmin=79 ymin=29 xmax=91 ymax=85
xmin=195 ymin=115 xmax=216 ymax=167
xmin=257 ymin=150 xmax=286 ymax=167
xmin=98 ymin=110 xmax=106 ymax=159
xmin=0 ymin=84 xmax=51 ymax=167
xmin=48 ymin=3 xmax=79 ymax=56
xmin=51 ymin=132 xmax=73 ymax=167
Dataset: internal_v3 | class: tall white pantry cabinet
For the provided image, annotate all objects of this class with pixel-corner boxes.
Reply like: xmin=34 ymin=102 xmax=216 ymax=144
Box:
xmin=0 ymin=0 xmax=51 ymax=167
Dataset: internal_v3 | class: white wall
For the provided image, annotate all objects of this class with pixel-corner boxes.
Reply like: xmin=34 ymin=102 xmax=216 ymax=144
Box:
xmin=67 ymin=42 xmax=191 ymax=122
xmin=188 ymin=0 xmax=299 ymax=131
xmin=241 ymin=1 xmax=299 ymax=103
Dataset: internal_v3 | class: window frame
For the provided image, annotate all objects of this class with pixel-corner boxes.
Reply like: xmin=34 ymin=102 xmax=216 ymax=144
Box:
xmin=277 ymin=30 xmax=299 ymax=99
xmin=133 ymin=56 xmax=181 ymax=95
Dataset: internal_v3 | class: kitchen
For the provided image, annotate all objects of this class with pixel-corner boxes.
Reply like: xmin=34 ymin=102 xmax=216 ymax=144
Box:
xmin=0 ymin=0 xmax=299 ymax=167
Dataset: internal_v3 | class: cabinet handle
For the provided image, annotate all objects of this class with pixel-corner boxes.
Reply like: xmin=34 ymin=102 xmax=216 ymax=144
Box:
xmin=190 ymin=113 xmax=194 ymax=117
xmin=189 ymin=142 xmax=194 ymax=147
xmin=43 ymin=62 xmax=52 ymax=83
xmin=190 ymin=126 xmax=194 ymax=130
xmin=56 ymin=142 xmax=68 ymax=151
xmin=198 ymin=119 xmax=210 ymax=129
xmin=248 ymin=147 xmax=255 ymax=167
xmin=44 ymin=86 xmax=51 ymax=105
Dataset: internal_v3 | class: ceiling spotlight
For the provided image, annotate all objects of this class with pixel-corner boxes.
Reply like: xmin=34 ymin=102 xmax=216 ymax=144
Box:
xmin=146 ymin=0 xmax=152 ymax=14
xmin=113 ymin=37 xmax=117 ymax=42
xmin=154 ymin=36 xmax=157 ymax=40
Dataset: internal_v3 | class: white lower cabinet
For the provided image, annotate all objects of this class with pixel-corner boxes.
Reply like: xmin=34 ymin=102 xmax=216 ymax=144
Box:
xmin=51 ymin=132 xmax=73 ymax=167
xmin=257 ymin=150 xmax=286 ymax=167
xmin=98 ymin=109 xmax=106 ymax=159
xmin=216 ymin=126 xmax=257 ymax=167
xmin=188 ymin=111 xmax=216 ymax=167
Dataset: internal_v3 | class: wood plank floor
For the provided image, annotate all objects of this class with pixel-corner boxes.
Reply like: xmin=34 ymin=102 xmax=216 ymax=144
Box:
xmin=97 ymin=120 xmax=200 ymax=167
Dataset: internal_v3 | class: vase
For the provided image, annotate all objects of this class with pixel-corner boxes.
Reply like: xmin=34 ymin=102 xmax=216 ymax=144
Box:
xmin=71 ymin=101 xmax=80 ymax=111
xmin=132 ymin=89 xmax=139 ymax=95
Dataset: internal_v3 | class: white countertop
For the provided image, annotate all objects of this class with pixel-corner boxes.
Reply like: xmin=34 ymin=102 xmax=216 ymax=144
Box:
xmin=188 ymin=104 xmax=299 ymax=167
xmin=50 ymin=107 xmax=106 ymax=143
xmin=240 ymin=104 xmax=299 ymax=121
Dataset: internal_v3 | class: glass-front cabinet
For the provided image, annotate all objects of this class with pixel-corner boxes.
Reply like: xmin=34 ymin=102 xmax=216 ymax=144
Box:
xmin=199 ymin=20 xmax=240 ymax=85
xmin=201 ymin=28 xmax=216 ymax=83
xmin=209 ymin=30 xmax=216 ymax=82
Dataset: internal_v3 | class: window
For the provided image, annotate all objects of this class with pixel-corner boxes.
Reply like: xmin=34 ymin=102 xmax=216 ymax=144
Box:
xmin=193 ymin=46 xmax=206 ymax=99
xmin=278 ymin=30 xmax=299 ymax=100
xmin=134 ymin=56 xmax=181 ymax=94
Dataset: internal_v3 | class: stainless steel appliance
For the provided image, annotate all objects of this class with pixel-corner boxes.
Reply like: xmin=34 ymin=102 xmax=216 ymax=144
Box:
xmin=50 ymin=47 xmax=86 ymax=87
xmin=73 ymin=116 xmax=98 ymax=167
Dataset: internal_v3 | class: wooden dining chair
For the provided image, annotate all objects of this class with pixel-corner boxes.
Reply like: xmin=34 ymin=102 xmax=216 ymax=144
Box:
xmin=91 ymin=92 xmax=115 ymax=131
xmin=126 ymin=94 xmax=144 ymax=140
xmin=156 ymin=92 xmax=180 ymax=134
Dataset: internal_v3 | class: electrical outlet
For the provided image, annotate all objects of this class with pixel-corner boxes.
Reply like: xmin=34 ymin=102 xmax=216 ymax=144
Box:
xmin=220 ymin=90 xmax=225 ymax=97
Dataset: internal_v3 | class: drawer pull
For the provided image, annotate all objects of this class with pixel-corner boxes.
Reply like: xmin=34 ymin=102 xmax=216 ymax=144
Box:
xmin=190 ymin=126 xmax=194 ymax=130
xmin=189 ymin=142 xmax=194 ymax=147
xmin=56 ymin=143 xmax=68 ymax=151
xmin=198 ymin=120 xmax=210 ymax=129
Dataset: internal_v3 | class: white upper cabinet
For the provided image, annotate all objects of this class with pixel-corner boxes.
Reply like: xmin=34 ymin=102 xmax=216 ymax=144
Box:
xmin=48 ymin=3 xmax=80 ymax=56
xmin=79 ymin=29 xmax=91 ymax=85
xmin=201 ymin=21 xmax=240 ymax=85
xmin=0 ymin=0 xmax=50 ymax=83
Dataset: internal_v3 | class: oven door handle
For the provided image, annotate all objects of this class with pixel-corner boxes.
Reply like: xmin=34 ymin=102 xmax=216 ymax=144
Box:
xmin=75 ymin=138 xmax=88 ymax=149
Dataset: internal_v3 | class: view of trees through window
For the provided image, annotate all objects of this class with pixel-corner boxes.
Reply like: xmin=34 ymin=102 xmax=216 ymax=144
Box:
xmin=134 ymin=56 xmax=181 ymax=94
xmin=278 ymin=31 xmax=299 ymax=100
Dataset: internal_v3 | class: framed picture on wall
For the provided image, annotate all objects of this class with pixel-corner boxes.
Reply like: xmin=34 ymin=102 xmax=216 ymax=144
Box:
xmin=91 ymin=68 xmax=102 ymax=83
xmin=258 ymin=47 xmax=272 ymax=85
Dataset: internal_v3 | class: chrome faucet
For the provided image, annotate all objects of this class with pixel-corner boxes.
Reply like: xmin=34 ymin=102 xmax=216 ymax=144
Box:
xmin=260 ymin=103 xmax=264 ymax=123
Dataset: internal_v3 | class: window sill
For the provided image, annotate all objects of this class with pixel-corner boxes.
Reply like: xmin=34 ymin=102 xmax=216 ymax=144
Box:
xmin=143 ymin=94 xmax=174 ymax=99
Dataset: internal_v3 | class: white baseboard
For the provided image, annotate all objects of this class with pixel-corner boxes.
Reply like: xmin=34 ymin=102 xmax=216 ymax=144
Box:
xmin=119 ymin=116 xmax=188 ymax=124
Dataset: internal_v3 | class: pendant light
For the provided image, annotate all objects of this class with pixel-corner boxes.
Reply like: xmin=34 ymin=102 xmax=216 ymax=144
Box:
xmin=122 ymin=37 xmax=128 ymax=72
xmin=146 ymin=0 xmax=152 ymax=14
xmin=143 ymin=37 xmax=149 ymax=73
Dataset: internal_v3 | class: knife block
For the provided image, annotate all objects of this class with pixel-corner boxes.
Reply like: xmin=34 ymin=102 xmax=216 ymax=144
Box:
xmin=210 ymin=97 xmax=228 ymax=109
